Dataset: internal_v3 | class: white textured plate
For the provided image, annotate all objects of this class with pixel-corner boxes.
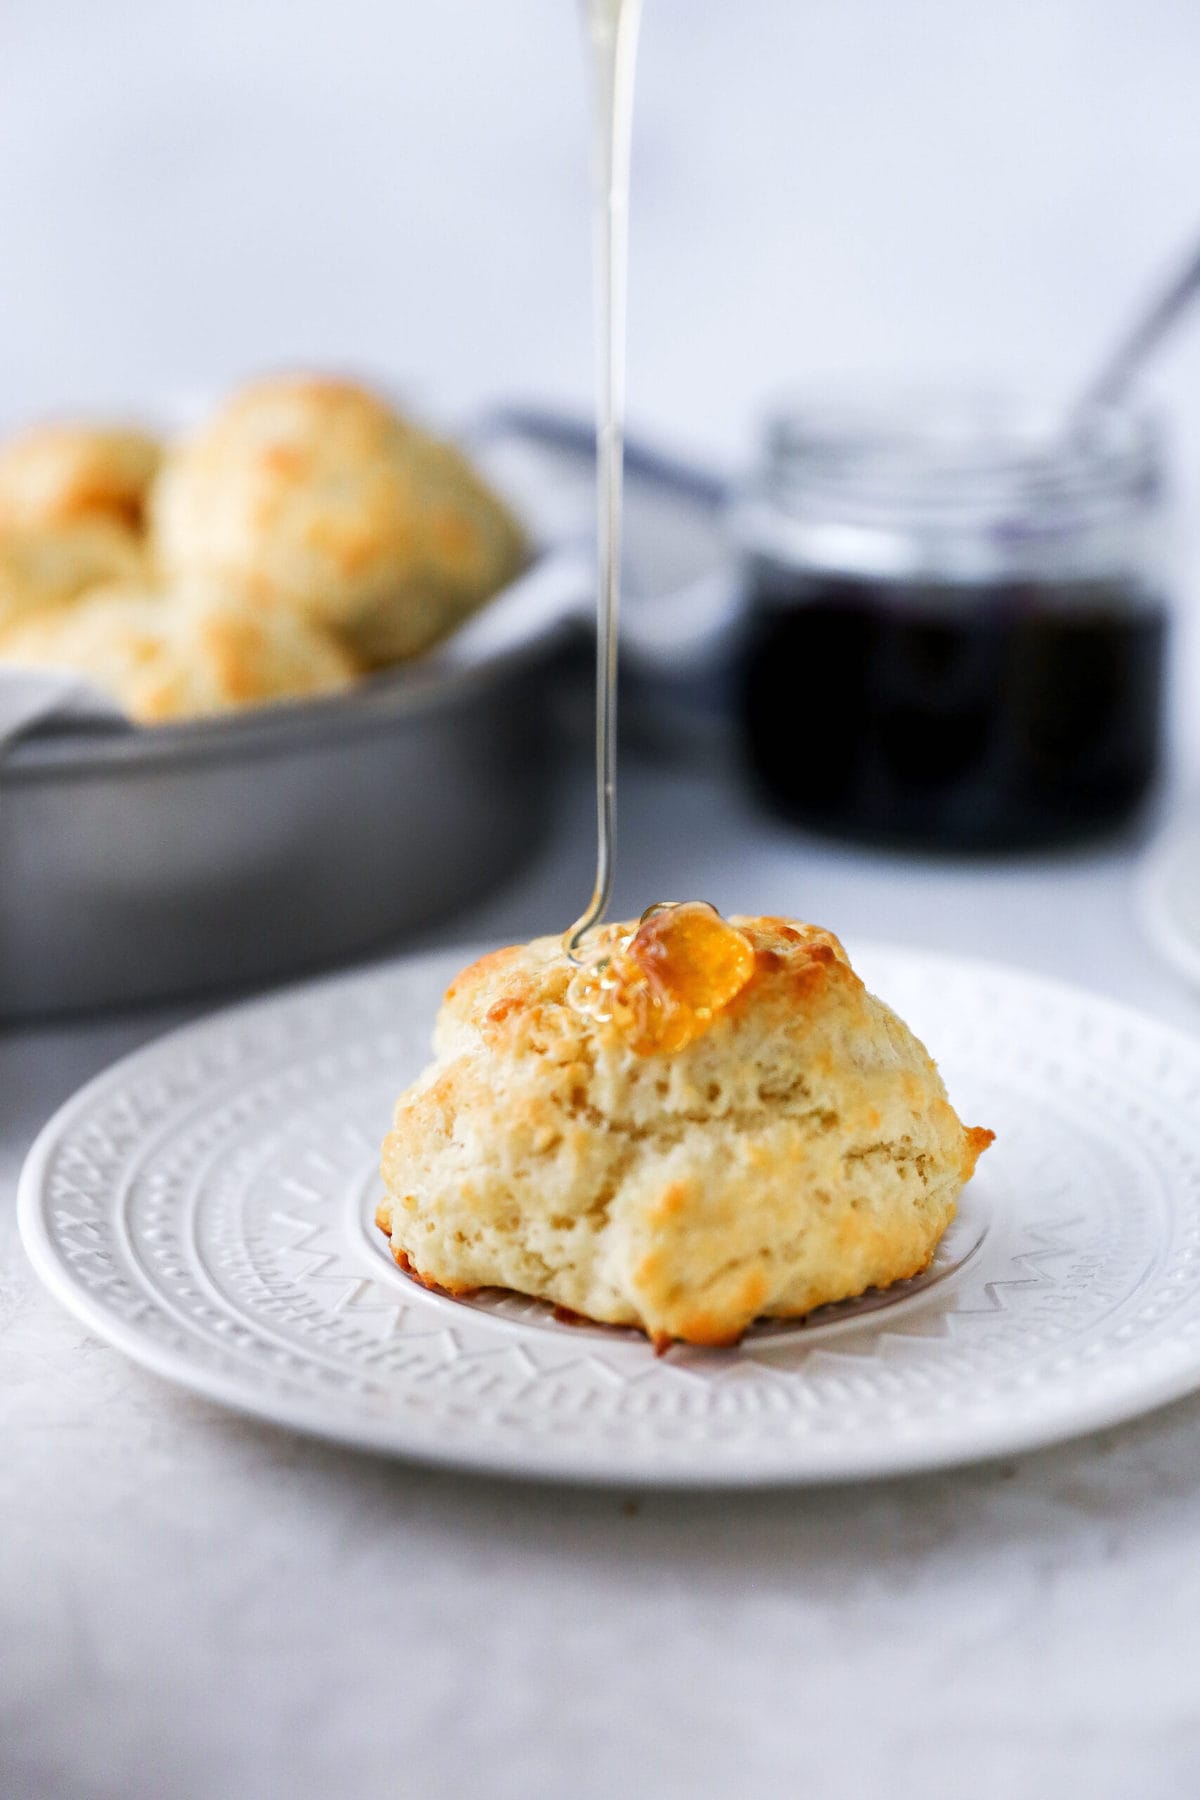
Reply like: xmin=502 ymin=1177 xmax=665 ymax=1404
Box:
xmin=1140 ymin=816 xmax=1200 ymax=992
xmin=18 ymin=943 xmax=1200 ymax=1487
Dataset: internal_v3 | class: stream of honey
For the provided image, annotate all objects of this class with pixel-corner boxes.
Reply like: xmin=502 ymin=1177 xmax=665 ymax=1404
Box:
xmin=563 ymin=0 xmax=644 ymax=961
xmin=562 ymin=1 xmax=756 ymax=1048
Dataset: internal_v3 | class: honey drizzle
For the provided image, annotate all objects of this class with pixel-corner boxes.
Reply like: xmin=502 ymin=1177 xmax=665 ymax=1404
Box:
xmin=564 ymin=0 xmax=644 ymax=963
xmin=561 ymin=2 xmax=748 ymax=1053
xmin=568 ymin=901 xmax=756 ymax=1055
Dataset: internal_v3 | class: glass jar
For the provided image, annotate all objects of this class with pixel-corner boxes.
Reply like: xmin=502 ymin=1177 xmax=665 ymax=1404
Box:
xmin=733 ymin=392 xmax=1171 ymax=850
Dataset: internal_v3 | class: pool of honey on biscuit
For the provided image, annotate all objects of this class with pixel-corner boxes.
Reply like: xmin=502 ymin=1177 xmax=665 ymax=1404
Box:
xmin=568 ymin=901 xmax=756 ymax=1053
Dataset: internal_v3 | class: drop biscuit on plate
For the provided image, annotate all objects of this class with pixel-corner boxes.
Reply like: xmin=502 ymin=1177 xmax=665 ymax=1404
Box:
xmin=379 ymin=907 xmax=992 ymax=1350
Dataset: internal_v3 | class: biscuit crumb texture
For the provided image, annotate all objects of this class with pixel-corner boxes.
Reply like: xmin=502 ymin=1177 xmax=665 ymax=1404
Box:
xmin=379 ymin=918 xmax=993 ymax=1349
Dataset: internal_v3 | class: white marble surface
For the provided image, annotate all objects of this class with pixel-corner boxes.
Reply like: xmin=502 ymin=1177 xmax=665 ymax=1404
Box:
xmin=5 ymin=753 xmax=1200 ymax=1800
xmin=7 ymin=0 xmax=1200 ymax=1791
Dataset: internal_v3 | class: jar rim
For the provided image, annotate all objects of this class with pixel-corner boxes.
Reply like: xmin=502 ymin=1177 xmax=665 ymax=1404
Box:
xmin=734 ymin=387 xmax=1166 ymax=586
xmin=759 ymin=386 xmax=1162 ymax=524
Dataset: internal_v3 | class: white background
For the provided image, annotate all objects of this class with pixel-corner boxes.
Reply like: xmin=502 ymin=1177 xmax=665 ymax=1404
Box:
xmin=6 ymin=0 xmax=1200 ymax=468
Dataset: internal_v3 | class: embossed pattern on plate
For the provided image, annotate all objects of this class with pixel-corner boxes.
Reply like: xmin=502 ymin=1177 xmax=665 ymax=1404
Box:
xmin=18 ymin=943 xmax=1200 ymax=1486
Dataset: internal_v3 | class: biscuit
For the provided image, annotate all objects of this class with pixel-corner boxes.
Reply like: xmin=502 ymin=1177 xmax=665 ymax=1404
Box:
xmin=0 ymin=424 xmax=162 ymax=531
xmin=0 ymin=579 xmax=357 ymax=723
xmin=0 ymin=520 xmax=147 ymax=635
xmin=149 ymin=375 xmax=527 ymax=666
xmin=379 ymin=911 xmax=993 ymax=1349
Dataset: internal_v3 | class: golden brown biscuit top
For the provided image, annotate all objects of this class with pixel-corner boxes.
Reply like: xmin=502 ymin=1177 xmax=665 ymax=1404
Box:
xmin=208 ymin=373 xmax=403 ymax=431
xmin=440 ymin=912 xmax=861 ymax=1067
xmin=163 ymin=375 xmax=409 ymax=477
xmin=0 ymin=424 xmax=161 ymax=530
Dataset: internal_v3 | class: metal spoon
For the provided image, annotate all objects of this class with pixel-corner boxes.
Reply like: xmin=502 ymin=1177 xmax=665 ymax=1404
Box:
xmin=1073 ymin=229 xmax=1200 ymax=421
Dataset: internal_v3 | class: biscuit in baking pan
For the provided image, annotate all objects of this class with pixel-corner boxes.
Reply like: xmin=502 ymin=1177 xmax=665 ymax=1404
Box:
xmin=0 ymin=424 xmax=162 ymax=531
xmin=150 ymin=375 xmax=527 ymax=666
xmin=0 ymin=520 xmax=147 ymax=635
xmin=0 ymin=578 xmax=357 ymax=723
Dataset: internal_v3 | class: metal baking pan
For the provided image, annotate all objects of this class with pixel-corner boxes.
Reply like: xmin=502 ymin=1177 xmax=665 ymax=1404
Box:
xmin=0 ymin=411 xmax=732 ymax=1021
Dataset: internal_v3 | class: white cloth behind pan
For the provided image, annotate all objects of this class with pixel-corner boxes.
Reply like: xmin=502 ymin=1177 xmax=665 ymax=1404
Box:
xmin=0 ymin=667 xmax=126 ymax=746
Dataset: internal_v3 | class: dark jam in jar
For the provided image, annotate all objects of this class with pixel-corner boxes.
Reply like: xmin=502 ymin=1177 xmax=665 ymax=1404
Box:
xmin=735 ymin=396 xmax=1170 ymax=851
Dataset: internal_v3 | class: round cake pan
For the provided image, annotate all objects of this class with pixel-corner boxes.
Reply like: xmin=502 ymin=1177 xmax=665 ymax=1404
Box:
xmin=0 ymin=632 xmax=569 ymax=1021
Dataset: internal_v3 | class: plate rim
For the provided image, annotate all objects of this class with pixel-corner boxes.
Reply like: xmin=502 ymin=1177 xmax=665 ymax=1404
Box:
xmin=1139 ymin=816 xmax=1200 ymax=994
xmin=19 ymin=938 xmax=1200 ymax=1488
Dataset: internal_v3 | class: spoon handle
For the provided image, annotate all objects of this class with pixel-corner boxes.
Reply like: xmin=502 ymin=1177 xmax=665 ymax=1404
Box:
xmin=1076 ymin=233 xmax=1200 ymax=418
